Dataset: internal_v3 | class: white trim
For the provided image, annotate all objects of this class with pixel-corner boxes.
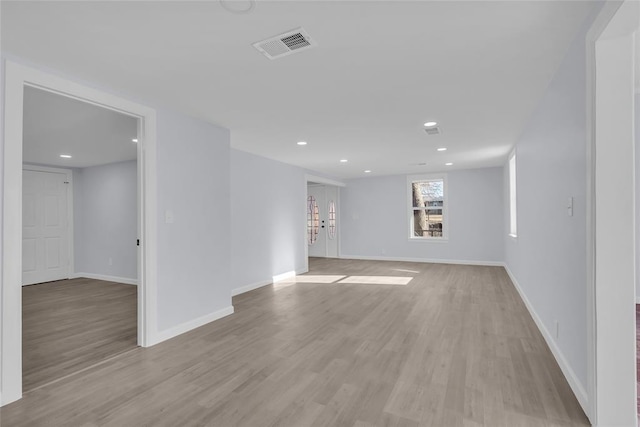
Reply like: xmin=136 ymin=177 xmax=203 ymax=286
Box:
xmin=585 ymin=3 xmax=629 ymax=423
xmin=231 ymin=279 xmax=271 ymax=297
xmin=22 ymin=165 xmax=75 ymax=284
xmin=273 ymin=270 xmax=297 ymax=283
xmin=586 ymin=2 xmax=639 ymax=425
xmin=231 ymin=267 xmax=309 ymax=297
xmin=407 ymin=237 xmax=449 ymax=244
xmin=304 ymin=173 xmax=346 ymax=188
xmin=70 ymin=273 xmax=138 ymax=286
xmin=635 ymin=296 xmax=640 ymax=304
xmin=2 ymin=61 xmax=158 ymax=406
xmin=339 ymin=254 xmax=504 ymax=267
xmin=149 ymin=306 xmax=234 ymax=346
xmin=503 ymin=265 xmax=589 ymax=415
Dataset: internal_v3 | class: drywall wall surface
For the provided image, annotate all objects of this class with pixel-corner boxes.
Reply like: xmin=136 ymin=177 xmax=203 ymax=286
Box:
xmin=156 ymin=110 xmax=231 ymax=331
xmin=340 ymin=167 xmax=504 ymax=264
xmin=74 ymin=160 xmax=137 ymax=280
xmin=230 ymin=149 xmax=307 ymax=292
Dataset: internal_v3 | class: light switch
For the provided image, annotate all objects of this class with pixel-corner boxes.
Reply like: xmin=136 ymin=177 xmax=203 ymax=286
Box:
xmin=165 ymin=210 xmax=174 ymax=223
xmin=567 ymin=197 xmax=573 ymax=217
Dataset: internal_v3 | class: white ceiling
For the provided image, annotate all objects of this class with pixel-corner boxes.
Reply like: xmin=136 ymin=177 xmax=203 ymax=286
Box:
xmin=2 ymin=1 xmax=597 ymax=179
xmin=23 ymin=86 xmax=138 ymax=168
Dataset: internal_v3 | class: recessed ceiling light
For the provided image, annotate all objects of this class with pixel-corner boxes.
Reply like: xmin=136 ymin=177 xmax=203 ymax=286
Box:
xmin=59 ymin=154 xmax=72 ymax=158
xmin=132 ymin=138 xmax=138 ymax=143
xmin=424 ymin=121 xmax=438 ymax=127
xmin=437 ymin=147 xmax=447 ymax=152
xmin=364 ymin=170 xmax=371 ymax=173
xmin=340 ymin=159 xmax=348 ymax=163
xmin=445 ymin=162 xmax=453 ymax=166
xmin=297 ymin=141 xmax=307 ymax=146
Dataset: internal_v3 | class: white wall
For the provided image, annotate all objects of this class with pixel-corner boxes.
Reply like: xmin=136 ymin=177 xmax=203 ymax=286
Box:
xmin=74 ymin=160 xmax=137 ymax=281
xmin=503 ymin=10 xmax=591 ymax=406
xmin=230 ymin=149 xmax=307 ymax=294
xmin=156 ymin=110 xmax=231 ymax=331
xmin=340 ymin=167 xmax=504 ymax=264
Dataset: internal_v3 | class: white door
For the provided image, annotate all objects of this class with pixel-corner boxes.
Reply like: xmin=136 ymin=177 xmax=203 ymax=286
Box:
xmin=22 ymin=169 xmax=70 ymax=285
xmin=307 ymin=185 xmax=339 ymax=258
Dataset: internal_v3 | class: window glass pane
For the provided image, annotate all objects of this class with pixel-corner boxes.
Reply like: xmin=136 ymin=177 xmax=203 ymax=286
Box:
xmin=509 ymin=154 xmax=517 ymax=236
xmin=307 ymin=195 xmax=319 ymax=245
xmin=413 ymin=209 xmax=443 ymax=237
xmin=328 ymin=200 xmax=336 ymax=239
xmin=412 ymin=180 xmax=443 ymax=208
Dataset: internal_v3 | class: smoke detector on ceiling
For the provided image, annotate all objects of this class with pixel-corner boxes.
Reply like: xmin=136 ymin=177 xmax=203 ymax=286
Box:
xmin=424 ymin=127 xmax=442 ymax=136
xmin=253 ymin=27 xmax=316 ymax=60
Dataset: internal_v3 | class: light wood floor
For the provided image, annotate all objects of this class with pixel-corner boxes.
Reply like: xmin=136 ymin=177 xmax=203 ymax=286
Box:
xmin=22 ymin=278 xmax=137 ymax=392
xmin=2 ymin=258 xmax=588 ymax=426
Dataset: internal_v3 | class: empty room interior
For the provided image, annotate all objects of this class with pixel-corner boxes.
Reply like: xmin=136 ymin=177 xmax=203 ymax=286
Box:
xmin=0 ymin=1 xmax=639 ymax=426
xmin=21 ymin=86 xmax=140 ymax=392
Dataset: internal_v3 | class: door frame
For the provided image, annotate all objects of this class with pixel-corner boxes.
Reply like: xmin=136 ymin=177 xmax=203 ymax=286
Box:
xmin=586 ymin=1 xmax=639 ymax=424
xmin=22 ymin=165 xmax=74 ymax=284
xmin=2 ymin=61 xmax=158 ymax=406
xmin=303 ymin=174 xmax=345 ymax=272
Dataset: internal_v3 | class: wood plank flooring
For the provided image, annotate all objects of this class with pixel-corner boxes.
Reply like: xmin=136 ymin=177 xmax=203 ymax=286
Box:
xmin=2 ymin=258 xmax=589 ymax=426
xmin=22 ymin=278 xmax=137 ymax=392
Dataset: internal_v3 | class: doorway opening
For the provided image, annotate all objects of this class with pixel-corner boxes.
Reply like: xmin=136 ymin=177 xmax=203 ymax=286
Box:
xmin=303 ymin=175 xmax=345 ymax=273
xmin=21 ymin=87 xmax=140 ymax=392
xmin=2 ymin=61 xmax=158 ymax=406
xmin=307 ymin=183 xmax=339 ymax=259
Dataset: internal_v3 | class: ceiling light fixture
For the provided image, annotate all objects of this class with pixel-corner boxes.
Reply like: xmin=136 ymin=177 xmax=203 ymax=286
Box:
xmin=220 ymin=0 xmax=255 ymax=14
xmin=445 ymin=162 xmax=453 ymax=166
xmin=60 ymin=154 xmax=72 ymax=158
xmin=364 ymin=170 xmax=371 ymax=173
xmin=340 ymin=159 xmax=348 ymax=163
xmin=424 ymin=121 xmax=438 ymax=127
xmin=297 ymin=141 xmax=307 ymax=146
xmin=437 ymin=147 xmax=447 ymax=151
xmin=132 ymin=138 xmax=138 ymax=143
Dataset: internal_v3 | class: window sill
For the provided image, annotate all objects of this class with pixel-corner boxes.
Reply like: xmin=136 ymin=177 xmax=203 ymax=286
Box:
xmin=408 ymin=237 xmax=449 ymax=243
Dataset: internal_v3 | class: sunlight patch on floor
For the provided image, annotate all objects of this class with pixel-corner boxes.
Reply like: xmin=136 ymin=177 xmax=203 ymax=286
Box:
xmin=337 ymin=276 xmax=412 ymax=286
xmin=392 ymin=268 xmax=421 ymax=274
xmin=278 ymin=275 xmax=346 ymax=284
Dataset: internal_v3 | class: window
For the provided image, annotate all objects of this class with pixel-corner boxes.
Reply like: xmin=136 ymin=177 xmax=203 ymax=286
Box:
xmin=509 ymin=152 xmax=517 ymax=237
xmin=307 ymin=195 xmax=319 ymax=245
xmin=328 ymin=200 xmax=336 ymax=239
xmin=409 ymin=176 xmax=446 ymax=239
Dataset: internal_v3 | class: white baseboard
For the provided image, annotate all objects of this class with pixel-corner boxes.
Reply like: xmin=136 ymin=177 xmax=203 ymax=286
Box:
xmin=231 ymin=279 xmax=271 ymax=297
xmin=71 ymin=272 xmax=138 ymax=286
xmin=149 ymin=305 xmax=234 ymax=346
xmin=339 ymin=254 xmax=504 ymax=267
xmin=231 ymin=267 xmax=310 ymax=297
xmin=503 ymin=264 xmax=588 ymax=415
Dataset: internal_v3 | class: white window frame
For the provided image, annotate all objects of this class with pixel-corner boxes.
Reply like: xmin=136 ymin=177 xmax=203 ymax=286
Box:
xmin=508 ymin=151 xmax=517 ymax=238
xmin=407 ymin=174 xmax=448 ymax=242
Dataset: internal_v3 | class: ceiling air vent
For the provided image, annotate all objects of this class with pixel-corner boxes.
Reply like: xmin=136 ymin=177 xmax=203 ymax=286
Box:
xmin=424 ymin=127 xmax=442 ymax=136
xmin=253 ymin=27 xmax=316 ymax=60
